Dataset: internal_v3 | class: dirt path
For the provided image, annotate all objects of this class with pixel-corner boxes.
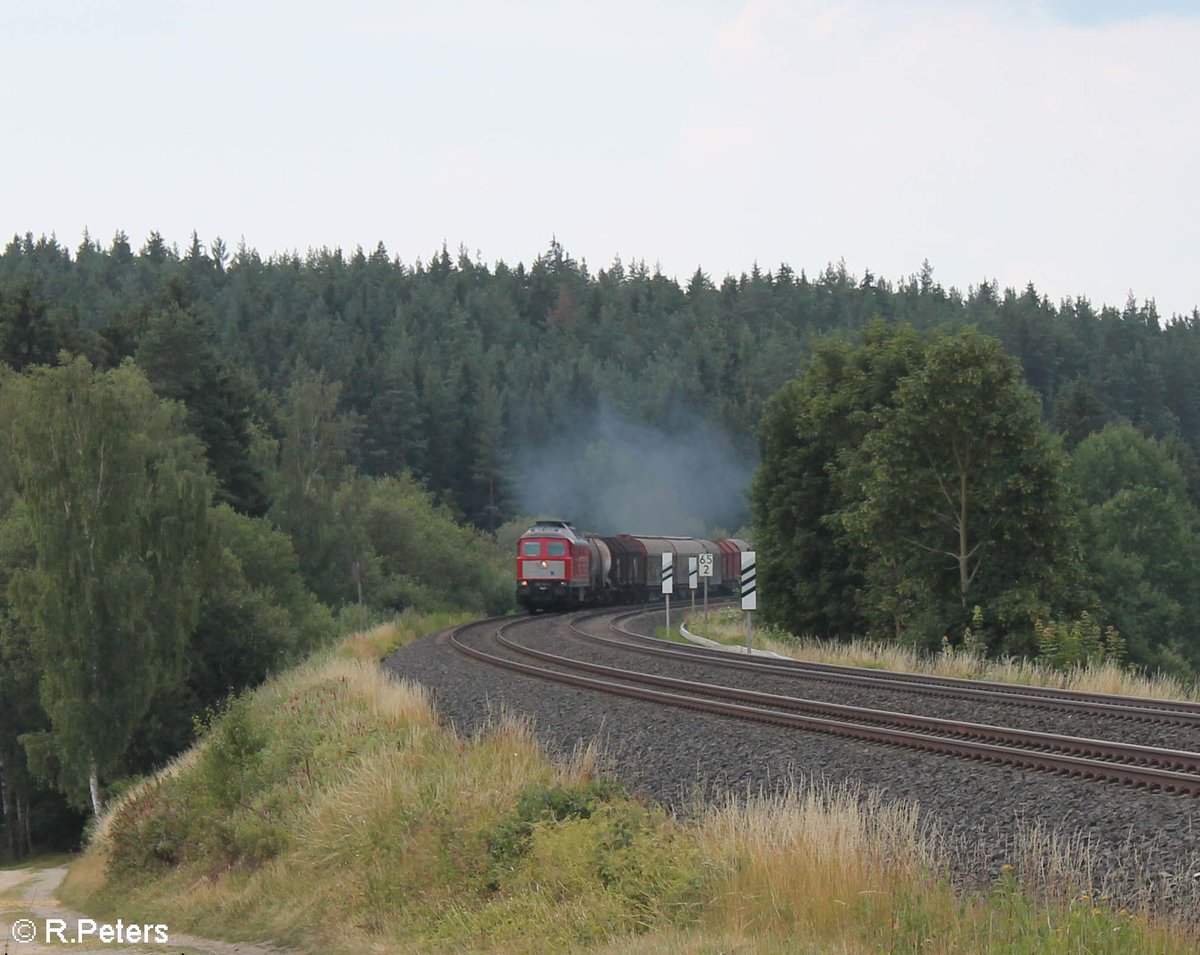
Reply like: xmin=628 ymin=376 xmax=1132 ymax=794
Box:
xmin=0 ymin=864 xmax=296 ymax=955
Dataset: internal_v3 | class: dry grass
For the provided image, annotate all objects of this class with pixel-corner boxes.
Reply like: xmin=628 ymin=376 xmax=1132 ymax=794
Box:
xmin=697 ymin=781 xmax=936 ymax=943
xmin=86 ymin=745 xmax=205 ymax=852
xmin=688 ymin=608 xmax=1200 ymax=703
xmin=114 ymin=711 xmax=566 ymax=952
xmin=62 ymin=611 xmax=1200 ymax=954
xmin=65 ymin=617 xmax=612 ymax=952
xmin=689 ymin=784 xmax=1197 ymax=953
xmin=335 ymin=608 xmax=478 ymax=662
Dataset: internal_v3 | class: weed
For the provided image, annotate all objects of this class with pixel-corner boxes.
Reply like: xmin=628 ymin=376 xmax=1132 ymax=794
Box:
xmin=482 ymin=780 xmax=625 ymax=890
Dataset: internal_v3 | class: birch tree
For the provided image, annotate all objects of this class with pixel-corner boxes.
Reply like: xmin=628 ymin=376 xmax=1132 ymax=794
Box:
xmin=2 ymin=358 xmax=211 ymax=815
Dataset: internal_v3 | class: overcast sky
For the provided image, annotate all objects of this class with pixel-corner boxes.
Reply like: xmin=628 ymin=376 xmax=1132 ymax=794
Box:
xmin=4 ymin=1 xmax=1198 ymax=317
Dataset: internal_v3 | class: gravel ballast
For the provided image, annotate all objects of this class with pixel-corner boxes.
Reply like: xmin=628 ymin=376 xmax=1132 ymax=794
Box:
xmin=384 ymin=611 xmax=1200 ymax=916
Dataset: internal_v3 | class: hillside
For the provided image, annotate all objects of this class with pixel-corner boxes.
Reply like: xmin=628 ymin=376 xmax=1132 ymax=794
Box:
xmin=59 ymin=618 xmax=1198 ymax=954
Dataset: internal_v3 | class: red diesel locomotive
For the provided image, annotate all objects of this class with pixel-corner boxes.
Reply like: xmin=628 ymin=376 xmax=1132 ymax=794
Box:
xmin=515 ymin=518 xmax=750 ymax=612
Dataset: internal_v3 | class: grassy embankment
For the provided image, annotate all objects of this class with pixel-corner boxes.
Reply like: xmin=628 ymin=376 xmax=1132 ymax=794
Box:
xmin=61 ymin=610 xmax=1197 ymax=953
xmin=684 ymin=607 xmax=1200 ymax=703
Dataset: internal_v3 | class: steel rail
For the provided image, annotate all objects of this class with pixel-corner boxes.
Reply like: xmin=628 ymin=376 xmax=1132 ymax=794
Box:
xmin=497 ymin=626 xmax=1200 ymax=773
xmin=449 ymin=612 xmax=1200 ymax=796
xmin=577 ymin=608 xmax=1200 ymax=725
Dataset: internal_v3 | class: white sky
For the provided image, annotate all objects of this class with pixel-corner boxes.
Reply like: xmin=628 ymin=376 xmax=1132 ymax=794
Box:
xmin=4 ymin=0 xmax=1198 ymax=317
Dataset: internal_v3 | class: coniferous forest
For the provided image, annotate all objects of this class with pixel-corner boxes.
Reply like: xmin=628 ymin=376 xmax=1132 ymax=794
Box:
xmin=2 ymin=229 xmax=1200 ymax=853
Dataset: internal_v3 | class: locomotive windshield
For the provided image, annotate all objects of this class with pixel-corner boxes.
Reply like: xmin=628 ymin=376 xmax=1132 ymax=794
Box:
xmin=546 ymin=541 xmax=567 ymax=556
xmin=521 ymin=541 xmax=541 ymax=556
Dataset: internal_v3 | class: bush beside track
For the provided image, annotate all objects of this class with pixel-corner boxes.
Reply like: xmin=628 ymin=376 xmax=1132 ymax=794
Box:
xmin=60 ymin=615 xmax=1198 ymax=954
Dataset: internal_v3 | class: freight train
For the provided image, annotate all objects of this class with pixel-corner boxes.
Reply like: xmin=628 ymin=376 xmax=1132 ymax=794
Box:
xmin=515 ymin=518 xmax=751 ymax=612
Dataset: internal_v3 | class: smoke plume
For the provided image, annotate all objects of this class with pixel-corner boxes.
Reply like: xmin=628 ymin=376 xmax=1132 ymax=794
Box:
xmin=513 ymin=404 xmax=755 ymax=538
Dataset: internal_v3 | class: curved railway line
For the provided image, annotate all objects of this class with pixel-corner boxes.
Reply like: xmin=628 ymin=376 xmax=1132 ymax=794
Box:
xmin=601 ymin=611 xmax=1200 ymax=725
xmin=450 ymin=607 xmax=1200 ymax=796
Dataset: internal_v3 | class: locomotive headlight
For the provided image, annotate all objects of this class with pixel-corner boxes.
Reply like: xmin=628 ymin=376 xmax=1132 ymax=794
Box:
xmin=540 ymin=560 xmax=548 ymax=568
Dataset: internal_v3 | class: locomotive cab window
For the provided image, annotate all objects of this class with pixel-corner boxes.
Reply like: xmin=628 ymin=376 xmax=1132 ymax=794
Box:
xmin=546 ymin=541 xmax=567 ymax=556
xmin=522 ymin=541 xmax=541 ymax=557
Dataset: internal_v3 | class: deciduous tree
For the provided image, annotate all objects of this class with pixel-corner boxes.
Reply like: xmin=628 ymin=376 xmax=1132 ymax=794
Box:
xmin=1 ymin=358 xmax=211 ymax=814
xmin=1069 ymin=423 xmax=1200 ymax=669
xmin=839 ymin=332 xmax=1077 ymax=649
xmin=751 ymin=322 xmax=922 ymax=637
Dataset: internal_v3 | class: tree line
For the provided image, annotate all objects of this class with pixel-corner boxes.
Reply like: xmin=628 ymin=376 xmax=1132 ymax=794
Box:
xmin=3 ymin=228 xmax=1200 ymax=854
xmin=0 ymin=349 xmax=510 ymax=857
xmin=5 ymin=232 xmax=1200 ymax=534
xmin=753 ymin=323 xmax=1200 ymax=673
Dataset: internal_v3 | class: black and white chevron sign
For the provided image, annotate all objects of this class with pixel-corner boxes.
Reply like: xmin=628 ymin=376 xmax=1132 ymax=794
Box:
xmin=740 ymin=551 xmax=757 ymax=610
xmin=661 ymin=552 xmax=674 ymax=595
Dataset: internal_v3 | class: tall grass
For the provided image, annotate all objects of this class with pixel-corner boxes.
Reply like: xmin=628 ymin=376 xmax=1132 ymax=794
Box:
xmin=689 ymin=608 xmax=1200 ymax=703
xmin=335 ymin=608 xmax=479 ymax=662
xmin=698 ymin=782 xmax=935 ymax=943
xmin=62 ymin=611 xmax=1199 ymax=953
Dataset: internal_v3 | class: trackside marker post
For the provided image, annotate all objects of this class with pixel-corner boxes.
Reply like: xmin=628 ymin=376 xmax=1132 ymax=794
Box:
xmin=698 ymin=552 xmax=713 ymax=621
xmin=688 ymin=556 xmax=698 ymax=615
xmin=741 ymin=550 xmax=756 ymax=652
xmin=661 ymin=552 xmax=673 ymax=637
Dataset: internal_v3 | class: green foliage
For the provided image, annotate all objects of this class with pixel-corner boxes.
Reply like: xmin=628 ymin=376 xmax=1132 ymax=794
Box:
xmin=489 ymin=803 xmax=704 ymax=941
xmin=1035 ymin=613 xmax=1126 ymax=670
xmin=263 ymin=366 xmax=364 ymax=605
xmin=0 ymin=280 xmax=80 ymax=370
xmin=189 ymin=505 xmax=332 ymax=703
xmin=482 ymin=780 xmax=625 ymax=890
xmin=135 ymin=304 xmax=268 ymax=515
xmin=1 ymin=358 xmax=212 ymax=812
xmin=249 ymin=367 xmax=510 ymax=617
xmin=473 ymin=777 xmax=703 ymax=942
xmin=7 ymin=233 xmax=1200 ymax=557
xmin=960 ymin=605 xmax=987 ymax=655
xmin=1068 ymin=423 xmax=1200 ymax=670
xmin=192 ymin=694 xmax=267 ymax=812
xmin=840 ymin=331 xmax=1079 ymax=650
xmin=751 ymin=321 xmax=923 ymax=637
xmin=118 ymin=502 xmax=335 ymax=789
xmin=363 ymin=474 xmax=513 ymax=616
xmin=756 ymin=326 xmax=1081 ymax=651
xmin=104 ymin=779 xmax=188 ymax=876
xmin=0 ymin=501 xmax=85 ymax=857
xmin=943 ymin=865 xmax=1160 ymax=955
xmin=107 ymin=692 xmax=283 ymax=880
xmin=0 ymin=338 xmax=510 ymax=847
xmin=106 ymin=669 xmax=376 ymax=880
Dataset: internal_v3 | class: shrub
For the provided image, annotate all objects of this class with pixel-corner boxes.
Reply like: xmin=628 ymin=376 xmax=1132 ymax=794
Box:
xmin=482 ymin=780 xmax=625 ymax=890
xmin=1036 ymin=612 xmax=1126 ymax=670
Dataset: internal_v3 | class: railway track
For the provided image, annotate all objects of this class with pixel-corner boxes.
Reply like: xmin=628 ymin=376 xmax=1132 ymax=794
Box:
xmin=450 ymin=608 xmax=1200 ymax=796
xmin=593 ymin=609 xmax=1200 ymax=725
